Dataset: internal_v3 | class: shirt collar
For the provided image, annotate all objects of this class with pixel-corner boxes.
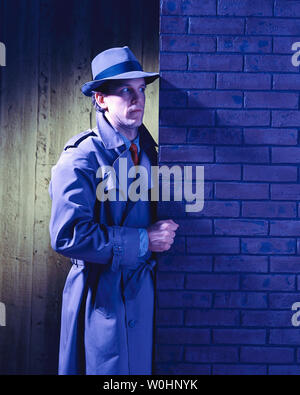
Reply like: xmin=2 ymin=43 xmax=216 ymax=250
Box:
xmin=119 ymin=132 xmax=140 ymax=154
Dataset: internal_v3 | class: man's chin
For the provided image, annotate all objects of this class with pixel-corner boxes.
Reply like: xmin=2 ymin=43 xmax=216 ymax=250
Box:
xmin=126 ymin=118 xmax=143 ymax=127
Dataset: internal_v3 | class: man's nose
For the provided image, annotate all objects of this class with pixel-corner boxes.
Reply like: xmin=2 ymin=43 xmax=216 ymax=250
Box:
xmin=131 ymin=90 xmax=143 ymax=104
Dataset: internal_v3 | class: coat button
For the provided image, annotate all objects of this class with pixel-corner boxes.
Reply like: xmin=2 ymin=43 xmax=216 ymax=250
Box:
xmin=128 ymin=319 xmax=136 ymax=328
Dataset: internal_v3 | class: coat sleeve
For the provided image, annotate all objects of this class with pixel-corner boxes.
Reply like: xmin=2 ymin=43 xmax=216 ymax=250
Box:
xmin=48 ymin=148 xmax=140 ymax=270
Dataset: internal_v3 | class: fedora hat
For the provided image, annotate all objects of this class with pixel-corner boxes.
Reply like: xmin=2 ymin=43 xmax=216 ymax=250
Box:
xmin=81 ymin=46 xmax=160 ymax=97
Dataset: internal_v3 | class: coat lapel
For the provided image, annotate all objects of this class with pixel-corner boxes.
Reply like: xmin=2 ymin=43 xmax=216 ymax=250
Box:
xmin=94 ymin=112 xmax=158 ymax=225
xmin=121 ymin=125 xmax=158 ymax=223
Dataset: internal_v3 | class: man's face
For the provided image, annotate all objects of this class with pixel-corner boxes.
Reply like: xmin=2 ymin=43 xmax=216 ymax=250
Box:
xmin=96 ymin=78 xmax=146 ymax=129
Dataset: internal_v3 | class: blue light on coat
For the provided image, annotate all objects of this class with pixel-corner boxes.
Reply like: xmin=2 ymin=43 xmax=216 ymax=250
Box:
xmin=48 ymin=112 xmax=158 ymax=375
xmin=118 ymin=131 xmax=149 ymax=257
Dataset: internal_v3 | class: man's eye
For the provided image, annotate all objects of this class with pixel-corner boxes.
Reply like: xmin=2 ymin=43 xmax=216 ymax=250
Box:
xmin=120 ymin=87 xmax=145 ymax=94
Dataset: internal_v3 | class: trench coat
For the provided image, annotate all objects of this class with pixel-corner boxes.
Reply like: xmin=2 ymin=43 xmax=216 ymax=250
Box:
xmin=48 ymin=111 xmax=158 ymax=375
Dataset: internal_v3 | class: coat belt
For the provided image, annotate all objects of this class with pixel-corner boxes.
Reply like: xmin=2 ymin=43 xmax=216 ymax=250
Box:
xmin=70 ymin=253 xmax=156 ymax=301
xmin=121 ymin=258 xmax=156 ymax=300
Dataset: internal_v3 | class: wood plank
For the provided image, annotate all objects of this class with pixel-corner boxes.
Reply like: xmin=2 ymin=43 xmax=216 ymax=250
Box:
xmin=0 ymin=0 xmax=39 ymax=374
xmin=0 ymin=0 xmax=159 ymax=374
xmin=142 ymin=0 xmax=160 ymax=144
xmin=30 ymin=0 xmax=92 ymax=374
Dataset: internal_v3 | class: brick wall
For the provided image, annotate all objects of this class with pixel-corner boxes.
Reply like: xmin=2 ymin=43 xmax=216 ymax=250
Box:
xmin=155 ymin=0 xmax=300 ymax=375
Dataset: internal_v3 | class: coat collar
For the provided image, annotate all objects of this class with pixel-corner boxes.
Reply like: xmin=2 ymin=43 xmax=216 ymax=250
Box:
xmin=93 ymin=110 xmax=158 ymax=152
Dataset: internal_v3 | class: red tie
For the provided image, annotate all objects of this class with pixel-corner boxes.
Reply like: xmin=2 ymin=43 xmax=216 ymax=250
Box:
xmin=129 ymin=142 xmax=139 ymax=165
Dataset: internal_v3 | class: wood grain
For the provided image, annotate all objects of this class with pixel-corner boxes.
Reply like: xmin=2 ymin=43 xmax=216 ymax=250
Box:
xmin=0 ymin=0 xmax=159 ymax=374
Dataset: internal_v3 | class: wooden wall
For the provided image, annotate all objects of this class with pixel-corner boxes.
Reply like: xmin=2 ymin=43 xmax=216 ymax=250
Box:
xmin=0 ymin=0 xmax=159 ymax=374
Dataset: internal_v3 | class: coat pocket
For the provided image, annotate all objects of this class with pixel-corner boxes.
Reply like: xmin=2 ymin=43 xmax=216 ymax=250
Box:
xmin=93 ymin=268 xmax=121 ymax=319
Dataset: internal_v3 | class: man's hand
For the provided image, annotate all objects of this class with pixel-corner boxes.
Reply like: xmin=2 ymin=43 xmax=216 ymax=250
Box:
xmin=147 ymin=219 xmax=179 ymax=252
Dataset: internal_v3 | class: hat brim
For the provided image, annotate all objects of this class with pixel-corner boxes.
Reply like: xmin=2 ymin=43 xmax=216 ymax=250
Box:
xmin=81 ymin=71 xmax=160 ymax=96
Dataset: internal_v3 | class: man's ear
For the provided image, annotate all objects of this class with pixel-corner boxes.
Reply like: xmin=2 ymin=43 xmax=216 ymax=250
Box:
xmin=95 ymin=92 xmax=107 ymax=111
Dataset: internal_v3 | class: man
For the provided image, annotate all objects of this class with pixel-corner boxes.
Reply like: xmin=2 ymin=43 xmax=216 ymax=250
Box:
xmin=48 ymin=46 xmax=179 ymax=375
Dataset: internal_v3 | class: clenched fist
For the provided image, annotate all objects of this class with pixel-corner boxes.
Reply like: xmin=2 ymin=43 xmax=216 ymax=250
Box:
xmin=147 ymin=219 xmax=179 ymax=252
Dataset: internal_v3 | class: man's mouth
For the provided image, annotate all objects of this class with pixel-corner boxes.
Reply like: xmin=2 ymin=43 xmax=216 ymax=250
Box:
xmin=129 ymin=107 xmax=143 ymax=112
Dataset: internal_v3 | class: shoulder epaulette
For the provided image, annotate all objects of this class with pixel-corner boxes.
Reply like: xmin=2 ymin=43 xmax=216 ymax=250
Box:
xmin=64 ymin=130 xmax=97 ymax=151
